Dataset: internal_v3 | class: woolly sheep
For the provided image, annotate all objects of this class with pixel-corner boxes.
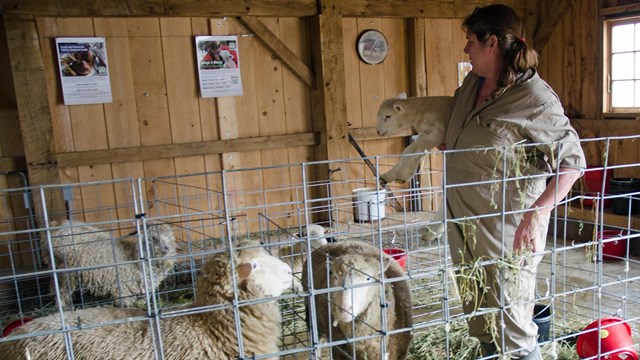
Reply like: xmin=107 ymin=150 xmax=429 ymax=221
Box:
xmin=41 ymin=219 xmax=177 ymax=307
xmin=277 ymin=224 xmax=328 ymax=291
xmin=376 ymin=92 xmax=453 ymax=184
xmin=302 ymin=241 xmax=413 ymax=360
xmin=1 ymin=241 xmax=293 ymax=360
xmin=376 ymin=93 xmax=453 ymax=242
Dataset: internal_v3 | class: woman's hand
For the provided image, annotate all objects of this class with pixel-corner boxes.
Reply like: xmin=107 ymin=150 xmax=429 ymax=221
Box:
xmin=514 ymin=208 xmax=548 ymax=253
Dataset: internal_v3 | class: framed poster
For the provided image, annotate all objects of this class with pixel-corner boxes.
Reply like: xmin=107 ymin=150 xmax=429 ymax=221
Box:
xmin=195 ymin=35 xmax=243 ymax=98
xmin=56 ymin=37 xmax=112 ymax=105
xmin=356 ymin=30 xmax=388 ymax=65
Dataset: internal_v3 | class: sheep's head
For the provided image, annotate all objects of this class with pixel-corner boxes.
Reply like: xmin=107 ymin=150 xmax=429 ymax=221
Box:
xmin=195 ymin=242 xmax=293 ymax=304
xmin=329 ymin=254 xmax=391 ymax=324
xmin=236 ymin=242 xmax=294 ymax=297
xmin=296 ymin=224 xmax=329 ymax=248
xmin=145 ymin=221 xmax=177 ymax=257
xmin=376 ymin=92 xmax=408 ymax=137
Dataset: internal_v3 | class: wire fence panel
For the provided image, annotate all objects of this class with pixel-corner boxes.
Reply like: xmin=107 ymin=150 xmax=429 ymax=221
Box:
xmin=0 ymin=136 xmax=638 ymax=359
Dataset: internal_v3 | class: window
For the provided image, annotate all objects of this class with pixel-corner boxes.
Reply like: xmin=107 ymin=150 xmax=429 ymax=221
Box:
xmin=604 ymin=16 xmax=640 ymax=114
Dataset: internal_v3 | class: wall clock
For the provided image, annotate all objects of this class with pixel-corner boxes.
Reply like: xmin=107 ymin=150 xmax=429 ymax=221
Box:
xmin=356 ymin=30 xmax=389 ymax=65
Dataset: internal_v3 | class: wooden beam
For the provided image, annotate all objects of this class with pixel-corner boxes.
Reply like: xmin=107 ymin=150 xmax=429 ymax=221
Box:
xmin=56 ymin=132 xmax=320 ymax=167
xmin=237 ymin=16 xmax=314 ymax=88
xmin=407 ymin=18 xmax=428 ymax=97
xmin=349 ymin=127 xmax=413 ymax=142
xmin=0 ymin=156 xmax=27 ymax=173
xmin=4 ymin=13 xmax=65 ymax=219
xmin=340 ymin=0 xmax=456 ymax=18
xmin=309 ymin=0 xmax=351 ymax=222
xmin=601 ymin=4 xmax=640 ymax=16
xmin=0 ymin=0 xmax=515 ymax=18
xmin=0 ymin=0 xmax=317 ymax=17
xmin=525 ymin=0 xmax=573 ymax=53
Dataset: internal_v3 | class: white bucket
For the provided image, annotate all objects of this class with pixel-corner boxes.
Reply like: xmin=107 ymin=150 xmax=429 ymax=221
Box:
xmin=352 ymin=187 xmax=387 ymax=222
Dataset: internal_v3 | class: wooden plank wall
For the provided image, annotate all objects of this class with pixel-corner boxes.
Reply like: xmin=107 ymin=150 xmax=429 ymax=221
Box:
xmin=539 ymin=0 xmax=640 ymax=179
xmin=30 ymin=17 xmax=315 ymax=230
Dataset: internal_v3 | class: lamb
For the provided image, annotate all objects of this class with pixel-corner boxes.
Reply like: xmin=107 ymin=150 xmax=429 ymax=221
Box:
xmin=376 ymin=93 xmax=454 ymax=242
xmin=1 ymin=240 xmax=294 ymax=359
xmin=277 ymin=224 xmax=328 ymax=291
xmin=376 ymin=92 xmax=454 ymax=184
xmin=218 ymin=49 xmax=237 ymax=69
xmin=41 ymin=219 xmax=177 ymax=307
xmin=302 ymin=241 xmax=413 ymax=360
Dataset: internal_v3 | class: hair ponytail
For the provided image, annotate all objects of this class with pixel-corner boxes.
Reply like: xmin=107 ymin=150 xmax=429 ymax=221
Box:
xmin=463 ymin=4 xmax=539 ymax=90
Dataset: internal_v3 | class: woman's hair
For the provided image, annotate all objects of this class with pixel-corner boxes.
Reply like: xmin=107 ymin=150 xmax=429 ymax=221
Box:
xmin=463 ymin=4 xmax=538 ymax=89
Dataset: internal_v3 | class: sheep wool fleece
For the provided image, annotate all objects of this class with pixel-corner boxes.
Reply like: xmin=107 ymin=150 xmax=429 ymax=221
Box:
xmin=444 ymin=70 xmax=586 ymax=356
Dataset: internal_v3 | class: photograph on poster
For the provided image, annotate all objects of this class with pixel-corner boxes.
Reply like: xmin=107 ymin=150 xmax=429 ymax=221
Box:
xmin=195 ymin=35 xmax=243 ymax=98
xmin=56 ymin=37 xmax=112 ymax=105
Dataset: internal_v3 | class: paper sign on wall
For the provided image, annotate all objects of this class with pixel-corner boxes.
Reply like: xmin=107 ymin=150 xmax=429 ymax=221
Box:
xmin=195 ymin=35 xmax=243 ymax=98
xmin=56 ymin=37 xmax=112 ymax=105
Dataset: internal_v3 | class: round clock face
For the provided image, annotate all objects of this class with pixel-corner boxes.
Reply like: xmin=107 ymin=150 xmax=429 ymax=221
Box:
xmin=356 ymin=30 xmax=389 ymax=65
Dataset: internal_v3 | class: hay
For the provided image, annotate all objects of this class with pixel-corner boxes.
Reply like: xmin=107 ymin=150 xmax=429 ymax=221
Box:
xmin=408 ymin=320 xmax=582 ymax=360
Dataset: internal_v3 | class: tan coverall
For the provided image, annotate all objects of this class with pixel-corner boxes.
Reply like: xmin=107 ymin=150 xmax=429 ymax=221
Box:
xmin=444 ymin=69 xmax=586 ymax=357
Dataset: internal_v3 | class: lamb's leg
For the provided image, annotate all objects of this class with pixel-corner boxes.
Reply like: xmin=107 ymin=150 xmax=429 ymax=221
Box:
xmin=381 ymin=133 xmax=439 ymax=184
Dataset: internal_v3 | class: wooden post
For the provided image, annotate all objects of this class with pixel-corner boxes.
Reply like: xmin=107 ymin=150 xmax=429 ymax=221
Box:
xmin=310 ymin=0 xmax=351 ymax=222
xmin=4 ymin=14 xmax=65 ymax=222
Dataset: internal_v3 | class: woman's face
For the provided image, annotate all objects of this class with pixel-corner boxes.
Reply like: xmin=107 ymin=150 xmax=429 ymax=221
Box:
xmin=464 ymin=32 xmax=498 ymax=78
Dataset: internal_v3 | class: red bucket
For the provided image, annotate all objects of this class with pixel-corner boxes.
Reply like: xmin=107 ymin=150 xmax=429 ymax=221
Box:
xmin=577 ymin=317 xmax=638 ymax=360
xmin=383 ymin=248 xmax=407 ymax=270
xmin=583 ymin=166 xmax=613 ymax=207
xmin=597 ymin=230 xmax=629 ymax=261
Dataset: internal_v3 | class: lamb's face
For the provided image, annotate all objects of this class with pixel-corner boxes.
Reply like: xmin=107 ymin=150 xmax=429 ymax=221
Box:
xmin=146 ymin=222 xmax=177 ymax=257
xmin=329 ymin=257 xmax=381 ymax=323
xmin=376 ymin=93 xmax=408 ymax=137
xmin=242 ymin=254 xmax=293 ymax=297
xmin=302 ymin=224 xmax=328 ymax=248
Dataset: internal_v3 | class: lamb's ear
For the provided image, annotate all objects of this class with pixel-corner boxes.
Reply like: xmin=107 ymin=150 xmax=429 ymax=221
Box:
xmin=396 ymin=92 xmax=407 ymax=99
xmin=237 ymin=262 xmax=253 ymax=280
xmin=393 ymin=102 xmax=405 ymax=113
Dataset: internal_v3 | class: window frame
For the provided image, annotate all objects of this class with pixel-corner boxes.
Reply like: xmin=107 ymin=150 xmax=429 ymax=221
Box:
xmin=603 ymin=15 xmax=640 ymax=116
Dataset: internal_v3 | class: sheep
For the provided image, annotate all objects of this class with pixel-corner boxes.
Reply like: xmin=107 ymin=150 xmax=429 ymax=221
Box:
xmin=376 ymin=93 xmax=453 ymax=242
xmin=1 ymin=240 xmax=294 ymax=360
xmin=376 ymin=92 xmax=453 ymax=185
xmin=277 ymin=224 xmax=328 ymax=291
xmin=41 ymin=219 xmax=177 ymax=308
xmin=218 ymin=49 xmax=237 ymax=69
xmin=302 ymin=241 xmax=413 ymax=360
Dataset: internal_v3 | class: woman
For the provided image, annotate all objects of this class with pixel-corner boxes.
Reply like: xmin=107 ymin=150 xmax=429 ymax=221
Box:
xmin=444 ymin=4 xmax=585 ymax=359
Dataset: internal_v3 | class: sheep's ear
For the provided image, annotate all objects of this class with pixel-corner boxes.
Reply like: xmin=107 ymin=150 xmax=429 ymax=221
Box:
xmin=396 ymin=92 xmax=407 ymax=99
xmin=382 ymin=257 xmax=392 ymax=272
xmin=393 ymin=102 xmax=405 ymax=112
xmin=237 ymin=262 xmax=253 ymax=280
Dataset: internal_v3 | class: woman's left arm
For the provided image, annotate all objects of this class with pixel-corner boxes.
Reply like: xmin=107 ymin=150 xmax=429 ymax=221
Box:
xmin=513 ymin=167 xmax=582 ymax=253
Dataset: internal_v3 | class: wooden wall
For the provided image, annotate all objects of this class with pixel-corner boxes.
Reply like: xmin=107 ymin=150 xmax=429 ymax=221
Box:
xmin=539 ymin=0 xmax=640 ymax=179
xmin=8 ymin=0 xmax=640 ymax=269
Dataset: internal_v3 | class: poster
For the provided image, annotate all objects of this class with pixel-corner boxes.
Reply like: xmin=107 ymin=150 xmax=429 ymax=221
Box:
xmin=56 ymin=37 xmax=112 ymax=105
xmin=195 ymin=35 xmax=243 ymax=98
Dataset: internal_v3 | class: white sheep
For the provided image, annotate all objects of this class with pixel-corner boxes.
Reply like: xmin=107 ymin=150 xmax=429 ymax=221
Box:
xmin=302 ymin=241 xmax=413 ymax=360
xmin=376 ymin=93 xmax=453 ymax=242
xmin=278 ymin=224 xmax=328 ymax=291
xmin=41 ymin=219 xmax=177 ymax=308
xmin=376 ymin=92 xmax=453 ymax=184
xmin=1 ymin=240 xmax=293 ymax=359
xmin=218 ymin=49 xmax=237 ymax=69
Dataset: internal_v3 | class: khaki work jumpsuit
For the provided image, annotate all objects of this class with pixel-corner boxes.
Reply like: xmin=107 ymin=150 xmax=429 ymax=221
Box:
xmin=444 ymin=69 xmax=586 ymax=357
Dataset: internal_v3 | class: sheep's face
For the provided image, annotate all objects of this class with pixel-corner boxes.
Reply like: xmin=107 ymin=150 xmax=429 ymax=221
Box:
xmin=329 ymin=256 xmax=390 ymax=323
xmin=239 ymin=254 xmax=293 ymax=297
xmin=376 ymin=92 xmax=408 ymax=137
xmin=146 ymin=222 xmax=177 ymax=257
